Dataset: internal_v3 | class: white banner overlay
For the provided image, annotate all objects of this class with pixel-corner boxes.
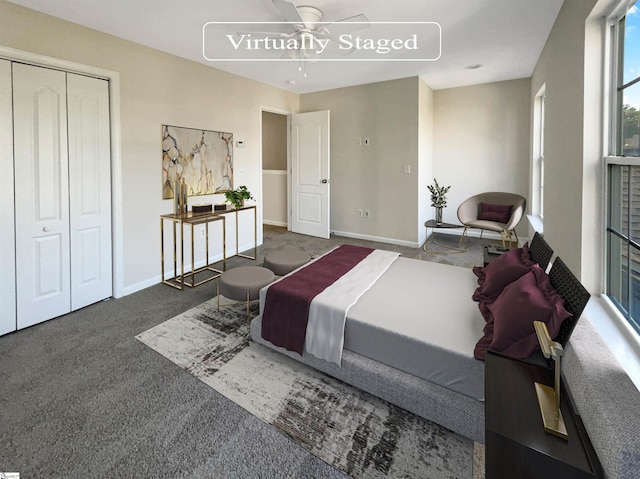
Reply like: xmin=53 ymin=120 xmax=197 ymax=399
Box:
xmin=203 ymin=22 xmax=441 ymax=62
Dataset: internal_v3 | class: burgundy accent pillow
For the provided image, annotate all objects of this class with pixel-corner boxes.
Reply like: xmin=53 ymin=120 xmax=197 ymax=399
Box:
xmin=472 ymin=243 xmax=534 ymax=303
xmin=478 ymin=202 xmax=513 ymax=223
xmin=473 ymin=265 xmax=572 ymax=361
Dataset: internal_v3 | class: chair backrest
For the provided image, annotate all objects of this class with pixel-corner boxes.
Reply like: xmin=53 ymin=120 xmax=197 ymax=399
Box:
xmin=457 ymin=192 xmax=526 ymax=230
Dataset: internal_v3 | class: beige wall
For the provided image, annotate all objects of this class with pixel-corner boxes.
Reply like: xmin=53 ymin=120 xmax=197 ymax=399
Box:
xmin=433 ymin=78 xmax=531 ymax=237
xmin=0 ymin=0 xmax=299 ymax=293
xmin=262 ymin=171 xmax=287 ymax=226
xmin=262 ymin=111 xmax=287 ymax=170
xmin=530 ymin=0 xmax=597 ymax=285
xmin=300 ymin=77 xmax=423 ymax=245
xmin=418 ymin=79 xmax=434 ymax=245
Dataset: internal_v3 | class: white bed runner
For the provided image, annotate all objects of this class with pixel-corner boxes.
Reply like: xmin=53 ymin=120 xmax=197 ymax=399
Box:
xmin=304 ymin=249 xmax=400 ymax=365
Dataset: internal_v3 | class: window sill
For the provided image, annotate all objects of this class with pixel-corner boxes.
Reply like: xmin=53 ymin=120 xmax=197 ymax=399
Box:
xmin=583 ymin=295 xmax=640 ymax=391
xmin=527 ymin=214 xmax=543 ymax=234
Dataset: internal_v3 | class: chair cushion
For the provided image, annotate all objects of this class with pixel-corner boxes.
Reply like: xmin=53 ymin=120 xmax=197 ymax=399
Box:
xmin=478 ymin=202 xmax=513 ymax=223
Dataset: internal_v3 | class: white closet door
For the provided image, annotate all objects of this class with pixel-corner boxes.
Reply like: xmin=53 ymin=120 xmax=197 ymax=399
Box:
xmin=67 ymin=73 xmax=112 ymax=310
xmin=14 ymin=63 xmax=71 ymax=329
xmin=0 ymin=60 xmax=15 ymax=336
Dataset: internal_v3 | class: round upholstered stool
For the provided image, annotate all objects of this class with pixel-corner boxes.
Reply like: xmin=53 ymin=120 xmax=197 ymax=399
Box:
xmin=263 ymin=249 xmax=311 ymax=276
xmin=217 ymin=266 xmax=275 ymax=318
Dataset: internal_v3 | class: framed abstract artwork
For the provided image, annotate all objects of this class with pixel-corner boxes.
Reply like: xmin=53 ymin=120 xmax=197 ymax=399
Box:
xmin=162 ymin=124 xmax=233 ymax=199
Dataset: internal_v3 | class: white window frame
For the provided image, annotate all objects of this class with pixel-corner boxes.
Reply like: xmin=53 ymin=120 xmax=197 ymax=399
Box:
xmin=528 ymin=85 xmax=546 ymax=233
xmin=605 ymin=1 xmax=640 ymax=337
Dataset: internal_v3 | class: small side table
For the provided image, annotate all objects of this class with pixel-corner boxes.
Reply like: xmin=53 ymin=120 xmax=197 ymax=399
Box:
xmin=422 ymin=220 xmax=467 ymax=254
xmin=485 ymin=351 xmax=602 ymax=478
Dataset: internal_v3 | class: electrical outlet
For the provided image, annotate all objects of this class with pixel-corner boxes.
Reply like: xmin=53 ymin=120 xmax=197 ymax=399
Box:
xmin=200 ymin=228 xmax=206 ymax=238
xmin=364 ymin=210 xmax=371 ymax=218
xmin=357 ymin=209 xmax=363 ymax=217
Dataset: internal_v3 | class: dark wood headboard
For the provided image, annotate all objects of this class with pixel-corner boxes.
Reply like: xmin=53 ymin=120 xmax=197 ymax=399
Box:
xmin=529 ymin=232 xmax=553 ymax=271
xmin=548 ymin=257 xmax=591 ymax=347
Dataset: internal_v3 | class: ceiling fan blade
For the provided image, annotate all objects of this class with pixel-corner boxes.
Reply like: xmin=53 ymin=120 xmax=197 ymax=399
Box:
xmin=273 ymin=0 xmax=305 ymax=24
xmin=236 ymin=30 xmax=297 ymax=38
xmin=323 ymin=13 xmax=370 ymax=37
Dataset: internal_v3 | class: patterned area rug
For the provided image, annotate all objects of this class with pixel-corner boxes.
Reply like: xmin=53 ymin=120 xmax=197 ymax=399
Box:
xmin=136 ymin=297 xmax=484 ymax=479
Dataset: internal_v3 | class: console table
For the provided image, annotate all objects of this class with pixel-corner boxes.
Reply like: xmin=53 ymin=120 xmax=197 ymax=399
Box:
xmin=485 ymin=350 xmax=602 ymax=478
xmin=160 ymin=205 xmax=258 ymax=290
xmin=161 ymin=212 xmax=226 ymax=290
xmin=226 ymin=204 xmax=257 ymax=260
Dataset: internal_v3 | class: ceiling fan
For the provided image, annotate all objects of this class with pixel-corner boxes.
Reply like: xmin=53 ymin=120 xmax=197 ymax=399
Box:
xmin=239 ymin=0 xmax=370 ymax=74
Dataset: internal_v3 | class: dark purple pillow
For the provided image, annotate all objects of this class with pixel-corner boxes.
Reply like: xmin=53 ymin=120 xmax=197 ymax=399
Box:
xmin=474 ymin=265 xmax=572 ymax=361
xmin=478 ymin=202 xmax=513 ymax=223
xmin=472 ymin=243 xmax=534 ymax=303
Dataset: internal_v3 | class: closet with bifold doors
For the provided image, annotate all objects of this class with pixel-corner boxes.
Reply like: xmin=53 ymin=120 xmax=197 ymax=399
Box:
xmin=0 ymin=60 xmax=112 ymax=336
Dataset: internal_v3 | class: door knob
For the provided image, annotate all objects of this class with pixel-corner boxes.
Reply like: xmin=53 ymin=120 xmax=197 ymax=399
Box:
xmin=43 ymin=226 xmax=51 ymax=232
xmin=321 ymin=179 xmax=329 ymax=184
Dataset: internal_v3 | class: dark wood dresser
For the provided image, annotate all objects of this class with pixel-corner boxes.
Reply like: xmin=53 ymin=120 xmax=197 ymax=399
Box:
xmin=485 ymin=350 xmax=602 ymax=478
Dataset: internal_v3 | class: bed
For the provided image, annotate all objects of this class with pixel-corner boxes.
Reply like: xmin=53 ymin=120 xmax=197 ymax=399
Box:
xmin=250 ymin=233 xmax=588 ymax=444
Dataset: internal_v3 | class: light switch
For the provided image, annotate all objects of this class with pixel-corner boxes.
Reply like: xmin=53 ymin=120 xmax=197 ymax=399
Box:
xmin=403 ymin=164 xmax=411 ymax=174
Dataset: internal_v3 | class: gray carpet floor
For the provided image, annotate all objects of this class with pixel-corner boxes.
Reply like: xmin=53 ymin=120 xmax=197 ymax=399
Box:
xmin=0 ymin=226 xmax=500 ymax=478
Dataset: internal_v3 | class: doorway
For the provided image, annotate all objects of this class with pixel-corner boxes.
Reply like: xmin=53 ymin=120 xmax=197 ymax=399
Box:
xmin=261 ymin=110 xmax=289 ymax=228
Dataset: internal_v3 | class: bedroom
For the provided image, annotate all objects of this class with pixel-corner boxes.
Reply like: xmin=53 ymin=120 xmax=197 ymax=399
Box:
xmin=0 ymin=0 xmax=639 ymax=477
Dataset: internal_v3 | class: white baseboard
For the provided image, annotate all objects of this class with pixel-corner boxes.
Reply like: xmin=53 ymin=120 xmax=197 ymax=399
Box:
xmin=119 ymin=241 xmax=257 ymax=297
xmin=263 ymin=219 xmax=287 ymax=227
xmin=331 ymin=230 xmax=419 ymax=248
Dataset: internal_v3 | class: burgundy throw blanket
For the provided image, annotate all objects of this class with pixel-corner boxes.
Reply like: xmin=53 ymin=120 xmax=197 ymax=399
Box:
xmin=261 ymin=244 xmax=374 ymax=355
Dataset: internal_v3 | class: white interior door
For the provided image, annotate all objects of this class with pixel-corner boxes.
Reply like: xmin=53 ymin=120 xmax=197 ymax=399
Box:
xmin=290 ymin=110 xmax=330 ymax=239
xmin=67 ymin=73 xmax=112 ymax=310
xmin=0 ymin=59 xmax=15 ymax=336
xmin=14 ymin=63 xmax=71 ymax=329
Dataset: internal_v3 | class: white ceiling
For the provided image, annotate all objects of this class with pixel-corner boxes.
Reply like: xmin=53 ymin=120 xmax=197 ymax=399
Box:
xmin=7 ymin=0 xmax=563 ymax=94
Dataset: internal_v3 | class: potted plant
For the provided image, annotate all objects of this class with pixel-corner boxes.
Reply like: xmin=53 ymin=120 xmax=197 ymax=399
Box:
xmin=427 ymin=178 xmax=450 ymax=224
xmin=225 ymin=185 xmax=254 ymax=209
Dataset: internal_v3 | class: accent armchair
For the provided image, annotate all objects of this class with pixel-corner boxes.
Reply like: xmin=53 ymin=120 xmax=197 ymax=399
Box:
xmin=457 ymin=192 xmax=526 ymax=248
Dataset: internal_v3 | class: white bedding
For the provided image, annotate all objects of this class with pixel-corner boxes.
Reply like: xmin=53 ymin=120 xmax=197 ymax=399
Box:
xmin=345 ymin=257 xmax=485 ymax=400
xmin=258 ymin=251 xmax=485 ymax=401
xmin=305 ymin=249 xmax=400 ymax=364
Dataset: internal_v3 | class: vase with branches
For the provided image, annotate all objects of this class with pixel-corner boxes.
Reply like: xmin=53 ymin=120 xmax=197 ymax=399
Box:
xmin=427 ymin=178 xmax=451 ymax=224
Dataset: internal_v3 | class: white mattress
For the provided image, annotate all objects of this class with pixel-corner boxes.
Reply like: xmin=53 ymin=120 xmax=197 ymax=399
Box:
xmin=259 ymin=254 xmax=486 ymax=401
xmin=344 ymin=257 xmax=485 ymax=401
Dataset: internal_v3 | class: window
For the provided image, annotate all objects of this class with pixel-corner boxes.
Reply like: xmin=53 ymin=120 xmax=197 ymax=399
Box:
xmin=607 ymin=2 xmax=640 ymax=334
xmin=536 ymin=88 xmax=545 ymax=218
xmin=529 ymin=85 xmax=545 ymax=232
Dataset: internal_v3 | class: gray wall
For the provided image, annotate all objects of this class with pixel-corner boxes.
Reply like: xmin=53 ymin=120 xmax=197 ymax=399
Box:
xmin=433 ymin=78 xmax=532 ymax=238
xmin=301 ymin=77 xmax=423 ymax=246
xmin=530 ymin=0 xmax=598 ymax=287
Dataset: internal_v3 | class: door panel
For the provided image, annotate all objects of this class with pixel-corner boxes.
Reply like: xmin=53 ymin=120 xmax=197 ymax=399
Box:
xmin=0 ymin=59 xmax=15 ymax=336
xmin=67 ymin=73 xmax=112 ymax=310
xmin=14 ymin=63 xmax=71 ymax=328
xmin=291 ymin=110 xmax=330 ymax=239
